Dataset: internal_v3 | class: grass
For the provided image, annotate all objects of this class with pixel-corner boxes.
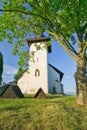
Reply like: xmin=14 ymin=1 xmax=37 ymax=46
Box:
xmin=0 ymin=94 xmax=87 ymax=130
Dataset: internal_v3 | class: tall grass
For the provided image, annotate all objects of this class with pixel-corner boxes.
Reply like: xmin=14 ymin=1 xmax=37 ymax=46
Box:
xmin=0 ymin=95 xmax=87 ymax=130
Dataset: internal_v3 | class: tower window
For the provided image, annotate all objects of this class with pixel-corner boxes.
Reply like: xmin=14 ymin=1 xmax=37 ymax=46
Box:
xmin=35 ymin=69 xmax=40 ymax=77
xmin=37 ymin=57 xmax=39 ymax=62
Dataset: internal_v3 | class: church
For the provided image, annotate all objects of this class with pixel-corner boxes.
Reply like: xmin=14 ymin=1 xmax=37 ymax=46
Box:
xmin=18 ymin=37 xmax=64 ymax=94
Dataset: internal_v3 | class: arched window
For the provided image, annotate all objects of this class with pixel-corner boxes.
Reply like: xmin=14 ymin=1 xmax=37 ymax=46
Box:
xmin=35 ymin=69 xmax=40 ymax=77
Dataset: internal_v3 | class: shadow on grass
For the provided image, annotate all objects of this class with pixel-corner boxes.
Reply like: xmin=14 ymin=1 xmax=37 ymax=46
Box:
xmin=24 ymin=94 xmax=73 ymax=99
xmin=47 ymin=94 xmax=68 ymax=99
xmin=24 ymin=94 xmax=34 ymax=99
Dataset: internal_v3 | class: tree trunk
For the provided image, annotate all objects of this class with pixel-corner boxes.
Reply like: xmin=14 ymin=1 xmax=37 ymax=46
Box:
xmin=74 ymin=55 xmax=87 ymax=105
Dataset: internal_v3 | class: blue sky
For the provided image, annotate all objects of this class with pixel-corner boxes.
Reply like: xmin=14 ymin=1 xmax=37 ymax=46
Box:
xmin=0 ymin=40 xmax=76 ymax=95
xmin=0 ymin=0 xmax=76 ymax=95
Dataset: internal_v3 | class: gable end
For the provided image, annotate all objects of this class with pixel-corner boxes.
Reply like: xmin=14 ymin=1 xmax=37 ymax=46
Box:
xmin=49 ymin=64 xmax=64 ymax=81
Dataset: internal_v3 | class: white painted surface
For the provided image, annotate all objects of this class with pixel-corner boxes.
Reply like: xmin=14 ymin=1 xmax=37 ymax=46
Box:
xmin=18 ymin=43 xmax=48 ymax=94
xmin=18 ymin=42 xmax=64 ymax=94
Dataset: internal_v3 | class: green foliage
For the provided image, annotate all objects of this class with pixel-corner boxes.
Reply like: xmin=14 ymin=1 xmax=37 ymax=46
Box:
xmin=0 ymin=95 xmax=87 ymax=130
xmin=0 ymin=52 xmax=3 ymax=84
xmin=14 ymin=67 xmax=27 ymax=81
xmin=0 ymin=1 xmax=87 ymax=78
xmin=0 ymin=0 xmax=87 ymax=62
xmin=14 ymin=50 xmax=29 ymax=80
xmin=17 ymin=51 xmax=29 ymax=67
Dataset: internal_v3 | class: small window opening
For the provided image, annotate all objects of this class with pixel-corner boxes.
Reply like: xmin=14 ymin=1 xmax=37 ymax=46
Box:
xmin=35 ymin=69 xmax=40 ymax=77
xmin=37 ymin=57 xmax=39 ymax=62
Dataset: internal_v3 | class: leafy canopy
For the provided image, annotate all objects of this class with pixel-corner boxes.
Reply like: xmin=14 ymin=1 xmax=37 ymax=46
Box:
xmin=0 ymin=0 xmax=87 ymax=65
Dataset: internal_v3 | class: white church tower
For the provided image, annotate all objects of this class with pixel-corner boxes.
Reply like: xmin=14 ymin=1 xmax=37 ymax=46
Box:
xmin=27 ymin=39 xmax=49 ymax=93
xmin=18 ymin=37 xmax=64 ymax=94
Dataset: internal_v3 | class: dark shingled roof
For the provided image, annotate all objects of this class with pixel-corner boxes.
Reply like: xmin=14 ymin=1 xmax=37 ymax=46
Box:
xmin=27 ymin=37 xmax=51 ymax=53
xmin=0 ymin=84 xmax=24 ymax=98
xmin=27 ymin=37 xmax=50 ymax=44
xmin=49 ymin=64 xmax=64 ymax=81
xmin=34 ymin=88 xmax=46 ymax=99
xmin=0 ymin=85 xmax=8 ymax=96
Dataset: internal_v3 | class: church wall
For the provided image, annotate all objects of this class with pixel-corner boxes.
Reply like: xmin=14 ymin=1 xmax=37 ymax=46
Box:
xmin=18 ymin=42 xmax=49 ymax=94
xmin=28 ymin=43 xmax=48 ymax=93
xmin=18 ymin=41 xmax=64 ymax=94
xmin=48 ymin=65 xmax=62 ymax=94
xmin=17 ymin=72 xmax=30 ymax=94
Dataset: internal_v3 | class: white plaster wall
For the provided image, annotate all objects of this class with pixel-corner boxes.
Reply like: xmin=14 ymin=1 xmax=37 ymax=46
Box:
xmin=18 ymin=42 xmax=48 ymax=94
xmin=17 ymin=72 xmax=30 ymax=94
xmin=48 ymin=65 xmax=62 ymax=93
xmin=28 ymin=43 xmax=48 ymax=93
xmin=18 ymin=42 xmax=64 ymax=94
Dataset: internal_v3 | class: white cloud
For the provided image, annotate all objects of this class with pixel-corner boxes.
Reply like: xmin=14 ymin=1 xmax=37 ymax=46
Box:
xmin=2 ymin=64 xmax=18 ymax=83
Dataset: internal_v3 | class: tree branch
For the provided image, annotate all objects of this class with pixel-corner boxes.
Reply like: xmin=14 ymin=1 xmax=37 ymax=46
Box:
xmin=60 ymin=31 xmax=78 ymax=55
xmin=30 ymin=1 xmax=55 ymax=28
xmin=0 ymin=9 xmax=46 ymax=20
xmin=52 ymin=32 xmax=77 ymax=61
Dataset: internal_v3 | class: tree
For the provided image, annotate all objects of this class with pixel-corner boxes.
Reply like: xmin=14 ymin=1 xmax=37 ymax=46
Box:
xmin=0 ymin=52 xmax=3 ymax=85
xmin=0 ymin=0 xmax=87 ymax=105
xmin=14 ymin=50 xmax=29 ymax=81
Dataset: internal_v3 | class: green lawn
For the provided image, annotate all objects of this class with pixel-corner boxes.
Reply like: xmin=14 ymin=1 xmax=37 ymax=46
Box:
xmin=0 ymin=94 xmax=87 ymax=130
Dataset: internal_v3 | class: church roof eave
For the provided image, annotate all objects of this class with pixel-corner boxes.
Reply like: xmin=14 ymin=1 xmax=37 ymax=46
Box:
xmin=27 ymin=37 xmax=50 ymax=45
xmin=27 ymin=37 xmax=51 ymax=53
xmin=49 ymin=64 xmax=64 ymax=81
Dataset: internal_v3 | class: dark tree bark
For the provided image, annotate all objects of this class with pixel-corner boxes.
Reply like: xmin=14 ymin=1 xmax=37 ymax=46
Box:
xmin=74 ymin=53 xmax=87 ymax=105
